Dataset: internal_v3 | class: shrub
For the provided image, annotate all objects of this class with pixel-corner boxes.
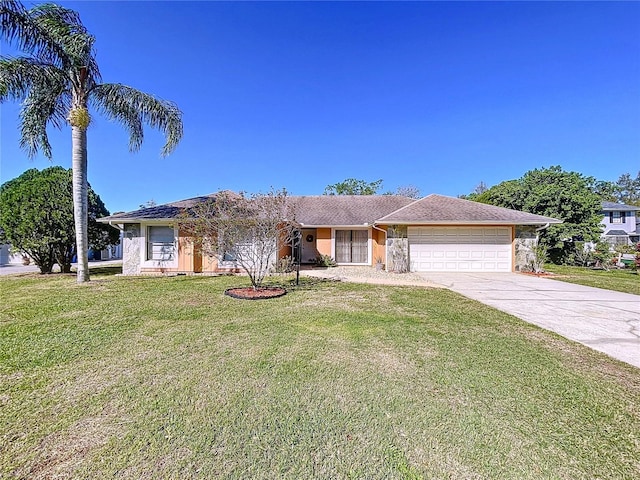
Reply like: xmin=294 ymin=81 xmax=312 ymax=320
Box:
xmin=274 ymin=255 xmax=295 ymax=273
xmin=530 ymin=242 xmax=548 ymax=273
xmin=315 ymin=254 xmax=337 ymax=267
xmin=592 ymin=240 xmax=615 ymax=270
xmin=569 ymin=241 xmax=595 ymax=267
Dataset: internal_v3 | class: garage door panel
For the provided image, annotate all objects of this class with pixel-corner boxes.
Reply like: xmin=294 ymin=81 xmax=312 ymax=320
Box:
xmin=409 ymin=226 xmax=512 ymax=272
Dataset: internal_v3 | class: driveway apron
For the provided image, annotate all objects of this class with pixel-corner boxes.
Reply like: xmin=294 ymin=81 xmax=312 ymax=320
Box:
xmin=421 ymin=272 xmax=640 ymax=369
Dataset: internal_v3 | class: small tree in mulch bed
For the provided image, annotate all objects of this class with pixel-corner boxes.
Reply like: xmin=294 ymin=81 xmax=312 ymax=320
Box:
xmin=180 ymin=189 xmax=297 ymax=295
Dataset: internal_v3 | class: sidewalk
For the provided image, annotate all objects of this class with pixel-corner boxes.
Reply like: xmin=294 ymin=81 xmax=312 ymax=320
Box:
xmin=0 ymin=259 xmax=122 ymax=275
xmin=300 ymin=266 xmax=444 ymax=288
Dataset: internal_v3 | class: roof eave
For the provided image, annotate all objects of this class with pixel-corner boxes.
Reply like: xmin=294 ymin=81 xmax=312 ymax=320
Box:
xmin=374 ymin=220 xmax=563 ymax=226
xmin=97 ymin=217 xmax=178 ymax=224
xmin=298 ymin=224 xmax=371 ymax=228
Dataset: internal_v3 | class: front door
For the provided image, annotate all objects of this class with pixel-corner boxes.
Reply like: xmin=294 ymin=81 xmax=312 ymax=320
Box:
xmin=300 ymin=229 xmax=318 ymax=264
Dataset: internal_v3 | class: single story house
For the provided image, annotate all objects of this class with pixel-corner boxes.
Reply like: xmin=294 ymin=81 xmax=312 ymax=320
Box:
xmin=600 ymin=201 xmax=639 ymax=246
xmin=98 ymin=193 xmax=561 ymax=275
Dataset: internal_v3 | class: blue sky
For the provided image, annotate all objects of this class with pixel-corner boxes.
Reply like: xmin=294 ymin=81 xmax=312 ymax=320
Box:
xmin=1 ymin=1 xmax=639 ymax=213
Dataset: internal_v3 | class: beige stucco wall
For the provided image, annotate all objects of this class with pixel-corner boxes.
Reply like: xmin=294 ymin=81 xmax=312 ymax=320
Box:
xmin=372 ymin=226 xmax=387 ymax=266
xmin=316 ymin=228 xmax=332 ymax=257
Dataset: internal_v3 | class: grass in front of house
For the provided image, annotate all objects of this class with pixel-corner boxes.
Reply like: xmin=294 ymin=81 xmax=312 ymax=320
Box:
xmin=1 ymin=271 xmax=639 ymax=479
xmin=544 ymin=264 xmax=640 ymax=295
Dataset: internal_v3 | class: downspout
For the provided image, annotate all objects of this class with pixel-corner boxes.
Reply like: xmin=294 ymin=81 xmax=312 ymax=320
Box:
xmin=371 ymin=223 xmax=388 ymax=271
xmin=530 ymin=223 xmax=551 ymax=273
xmin=535 ymin=222 xmax=550 ymax=244
xmin=108 ymin=221 xmax=125 ymax=232
xmin=108 ymin=222 xmax=125 ymax=261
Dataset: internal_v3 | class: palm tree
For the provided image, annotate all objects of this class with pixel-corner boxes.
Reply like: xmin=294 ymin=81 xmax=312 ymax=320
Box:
xmin=0 ymin=0 xmax=183 ymax=282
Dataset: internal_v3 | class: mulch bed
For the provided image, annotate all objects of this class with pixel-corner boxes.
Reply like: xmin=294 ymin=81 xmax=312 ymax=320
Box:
xmin=224 ymin=286 xmax=287 ymax=300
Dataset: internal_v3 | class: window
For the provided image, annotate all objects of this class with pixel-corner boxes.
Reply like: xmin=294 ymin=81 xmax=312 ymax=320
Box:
xmin=222 ymin=249 xmax=237 ymax=262
xmin=610 ymin=211 xmax=626 ymax=224
xmin=605 ymin=235 xmax=629 ymax=246
xmin=147 ymin=226 xmax=175 ymax=261
xmin=335 ymin=230 xmax=368 ymax=263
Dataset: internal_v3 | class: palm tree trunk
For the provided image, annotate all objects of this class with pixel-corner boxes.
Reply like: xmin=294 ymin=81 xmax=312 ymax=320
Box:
xmin=72 ymin=125 xmax=90 ymax=282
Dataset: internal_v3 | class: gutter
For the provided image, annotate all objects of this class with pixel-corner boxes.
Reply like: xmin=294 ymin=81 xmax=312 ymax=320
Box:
xmin=374 ymin=220 xmax=562 ymax=226
xmin=108 ymin=221 xmax=125 ymax=232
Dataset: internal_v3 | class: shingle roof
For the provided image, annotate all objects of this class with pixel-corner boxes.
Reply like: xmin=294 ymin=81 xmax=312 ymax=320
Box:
xmin=602 ymin=201 xmax=640 ymax=212
xmin=604 ymin=230 xmax=630 ymax=236
xmin=99 ymin=194 xmax=217 ymax=222
xmin=99 ymin=192 xmax=562 ymax=226
xmin=289 ymin=195 xmax=415 ymax=226
xmin=100 ymin=193 xmax=414 ymax=225
xmin=376 ymin=194 xmax=562 ymax=225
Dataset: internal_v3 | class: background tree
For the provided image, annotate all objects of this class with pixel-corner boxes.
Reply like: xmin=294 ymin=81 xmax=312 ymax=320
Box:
xmin=0 ymin=167 xmax=119 ymax=273
xmin=474 ymin=166 xmax=603 ymax=263
xmin=613 ymin=172 xmax=640 ymax=206
xmin=459 ymin=181 xmax=489 ymax=200
xmin=139 ymin=199 xmax=158 ymax=209
xmin=592 ymin=179 xmax=618 ymax=202
xmin=0 ymin=1 xmax=183 ymax=282
xmin=180 ymin=189 xmax=297 ymax=290
xmin=394 ymin=185 xmax=421 ymax=198
xmin=592 ymin=172 xmax=640 ymax=205
xmin=324 ymin=178 xmax=383 ymax=195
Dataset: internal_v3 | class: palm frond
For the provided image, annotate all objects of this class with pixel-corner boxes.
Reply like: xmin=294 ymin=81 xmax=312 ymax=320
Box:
xmin=0 ymin=56 xmax=69 ymax=158
xmin=91 ymin=83 xmax=183 ymax=156
xmin=0 ymin=56 xmax=66 ymax=101
xmin=0 ymin=1 xmax=100 ymax=83
xmin=20 ymin=74 xmax=71 ymax=145
xmin=19 ymin=77 xmax=70 ymax=157
xmin=30 ymin=3 xmax=100 ymax=82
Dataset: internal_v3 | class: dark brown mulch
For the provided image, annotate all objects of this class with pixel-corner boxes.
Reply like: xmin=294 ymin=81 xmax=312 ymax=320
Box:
xmin=224 ymin=286 xmax=287 ymax=300
xmin=519 ymin=271 xmax=555 ymax=277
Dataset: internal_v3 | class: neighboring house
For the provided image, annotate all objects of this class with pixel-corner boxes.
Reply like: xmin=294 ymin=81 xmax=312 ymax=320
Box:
xmin=0 ymin=244 xmax=24 ymax=265
xmin=88 ymin=233 xmax=123 ymax=261
xmin=99 ymin=193 xmax=561 ymax=275
xmin=600 ymin=201 xmax=640 ymax=246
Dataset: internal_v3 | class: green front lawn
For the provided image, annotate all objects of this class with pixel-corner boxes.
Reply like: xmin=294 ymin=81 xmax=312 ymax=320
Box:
xmin=544 ymin=264 xmax=640 ymax=295
xmin=1 ymin=270 xmax=639 ymax=479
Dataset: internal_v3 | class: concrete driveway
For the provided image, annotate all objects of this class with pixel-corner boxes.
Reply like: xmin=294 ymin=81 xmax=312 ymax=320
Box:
xmin=421 ymin=272 xmax=640 ymax=369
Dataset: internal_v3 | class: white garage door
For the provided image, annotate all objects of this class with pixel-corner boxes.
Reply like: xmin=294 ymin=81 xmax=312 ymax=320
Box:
xmin=408 ymin=227 xmax=512 ymax=272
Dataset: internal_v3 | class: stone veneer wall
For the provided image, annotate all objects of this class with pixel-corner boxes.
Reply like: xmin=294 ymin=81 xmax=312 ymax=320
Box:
xmin=386 ymin=225 xmax=409 ymax=273
xmin=514 ymin=226 xmax=538 ymax=272
xmin=123 ymin=224 xmax=141 ymax=275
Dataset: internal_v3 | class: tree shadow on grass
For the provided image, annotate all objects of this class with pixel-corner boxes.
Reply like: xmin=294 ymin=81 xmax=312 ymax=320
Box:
xmin=79 ymin=266 xmax=122 ymax=277
xmin=263 ymin=275 xmax=340 ymax=293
